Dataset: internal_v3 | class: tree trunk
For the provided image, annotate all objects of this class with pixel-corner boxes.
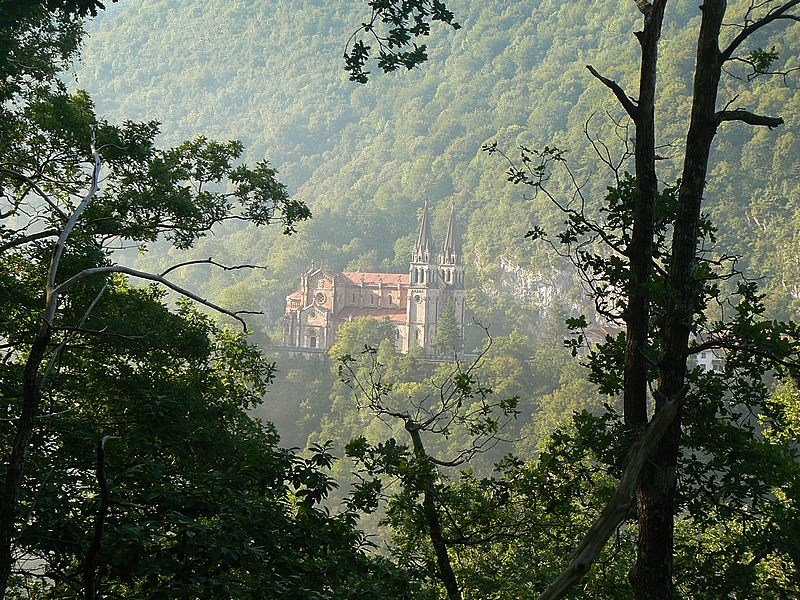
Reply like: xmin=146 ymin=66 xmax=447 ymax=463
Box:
xmin=0 ymin=321 xmax=51 ymax=597
xmin=626 ymin=3 xmax=673 ymax=593
xmin=624 ymin=0 xmax=666 ymax=433
xmin=0 ymin=157 xmax=98 ymax=598
xmin=633 ymin=2 xmax=726 ymax=597
xmin=406 ymin=422 xmax=461 ymax=600
xmin=84 ymin=436 xmax=114 ymax=600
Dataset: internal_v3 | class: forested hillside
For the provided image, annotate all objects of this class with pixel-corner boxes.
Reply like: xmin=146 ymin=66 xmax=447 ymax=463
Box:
xmin=76 ymin=0 xmax=800 ymax=336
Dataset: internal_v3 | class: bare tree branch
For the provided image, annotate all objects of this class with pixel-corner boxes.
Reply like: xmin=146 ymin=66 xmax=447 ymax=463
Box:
xmin=0 ymin=229 xmax=60 ymax=254
xmin=721 ymin=0 xmax=800 ymax=61
xmin=715 ymin=109 xmax=784 ymax=129
xmin=40 ymin=283 xmax=109 ymax=392
xmin=158 ymin=257 xmax=269 ymax=278
xmin=586 ymin=65 xmax=640 ymax=120
xmin=54 ymin=265 xmax=254 ymax=330
xmin=51 ymin=326 xmax=144 ymax=341
xmin=726 ymin=55 xmax=800 ymax=82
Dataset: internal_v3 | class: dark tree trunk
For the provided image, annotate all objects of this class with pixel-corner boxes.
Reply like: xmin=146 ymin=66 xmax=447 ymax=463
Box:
xmin=624 ymin=0 xmax=666 ymax=431
xmin=633 ymin=2 xmax=726 ymax=598
xmin=625 ymin=2 xmax=673 ymax=593
xmin=0 ymin=321 xmax=51 ymax=598
xmin=84 ymin=437 xmax=113 ymax=600
xmin=406 ymin=422 xmax=461 ymax=600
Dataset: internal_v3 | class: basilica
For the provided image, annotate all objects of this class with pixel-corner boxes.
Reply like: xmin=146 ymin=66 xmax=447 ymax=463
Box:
xmin=282 ymin=202 xmax=465 ymax=354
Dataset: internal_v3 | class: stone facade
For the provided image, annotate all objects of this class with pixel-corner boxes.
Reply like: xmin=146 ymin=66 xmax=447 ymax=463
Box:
xmin=283 ymin=202 xmax=465 ymax=354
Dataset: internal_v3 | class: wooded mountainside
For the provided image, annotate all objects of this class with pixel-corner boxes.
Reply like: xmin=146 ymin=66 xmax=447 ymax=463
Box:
xmin=76 ymin=0 xmax=800 ymax=335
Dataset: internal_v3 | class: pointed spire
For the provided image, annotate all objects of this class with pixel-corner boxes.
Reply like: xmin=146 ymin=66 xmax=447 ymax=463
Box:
xmin=441 ymin=203 xmax=461 ymax=263
xmin=414 ymin=199 xmax=434 ymax=262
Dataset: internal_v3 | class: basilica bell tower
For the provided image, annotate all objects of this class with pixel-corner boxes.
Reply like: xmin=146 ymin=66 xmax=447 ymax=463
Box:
xmin=407 ymin=200 xmax=440 ymax=351
xmin=406 ymin=201 xmax=465 ymax=354
xmin=438 ymin=203 xmax=465 ymax=351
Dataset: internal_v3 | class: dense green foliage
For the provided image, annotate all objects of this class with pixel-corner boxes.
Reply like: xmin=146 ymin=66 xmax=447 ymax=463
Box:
xmin=74 ymin=0 xmax=800 ymax=338
xmin=260 ymin=318 xmax=588 ymax=470
xmin=8 ymin=296 xmax=409 ymax=597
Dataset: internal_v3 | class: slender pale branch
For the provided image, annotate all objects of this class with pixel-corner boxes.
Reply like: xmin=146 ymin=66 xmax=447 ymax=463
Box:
xmin=45 ymin=143 xmax=102 ymax=325
xmin=51 ymin=326 xmax=144 ymax=341
xmin=586 ymin=65 xmax=639 ymax=120
xmin=54 ymin=265 xmax=252 ymax=330
xmin=39 ymin=283 xmax=108 ymax=391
